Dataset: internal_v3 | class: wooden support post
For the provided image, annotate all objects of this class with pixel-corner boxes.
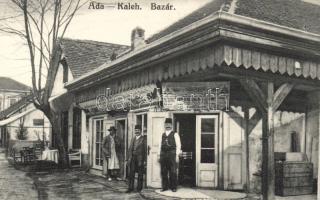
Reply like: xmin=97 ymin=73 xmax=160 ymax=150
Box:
xmin=240 ymin=79 xmax=293 ymax=200
xmin=306 ymin=92 xmax=320 ymax=200
xmin=261 ymin=82 xmax=275 ymax=200
xmin=244 ymin=107 xmax=250 ymax=193
xmin=266 ymin=82 xmax=275 ymax=200
xmin=317 ymin=100 xmax=320 ymax=200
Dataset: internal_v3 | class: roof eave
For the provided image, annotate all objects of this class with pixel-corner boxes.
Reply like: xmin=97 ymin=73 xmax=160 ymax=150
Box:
xmin=65 ymin=11 xmax=320 ymax=91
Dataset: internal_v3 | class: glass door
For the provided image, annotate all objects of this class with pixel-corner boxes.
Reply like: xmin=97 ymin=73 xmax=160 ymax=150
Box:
xmin=93 ymin=119 xmax=104 ymax=169
xmin=196 ymin=115 xmax=218 ymax=187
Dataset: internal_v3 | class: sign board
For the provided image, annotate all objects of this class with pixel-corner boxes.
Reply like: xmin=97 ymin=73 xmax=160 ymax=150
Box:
xmin=162 ymin=82 xmax=230 ymax=111
xmin=96 ymin=84 xmax=160 ymax=111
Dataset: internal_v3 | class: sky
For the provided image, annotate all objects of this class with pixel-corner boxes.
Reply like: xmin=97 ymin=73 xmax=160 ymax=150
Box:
xmin=0 ymin=0 xmax=319 ymax=87
xmin=0 ymin=0 xmax=210 ymax=87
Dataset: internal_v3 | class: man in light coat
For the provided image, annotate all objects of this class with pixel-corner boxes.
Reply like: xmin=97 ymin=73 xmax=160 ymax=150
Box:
xmin=102 ymin=126 xmax=120 ymax=181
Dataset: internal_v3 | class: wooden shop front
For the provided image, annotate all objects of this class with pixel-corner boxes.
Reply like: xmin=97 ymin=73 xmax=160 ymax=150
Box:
xmin=66 ymin=12 xmax=320 ymax=199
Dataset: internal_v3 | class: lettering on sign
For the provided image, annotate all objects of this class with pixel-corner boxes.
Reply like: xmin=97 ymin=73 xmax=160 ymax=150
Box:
xmin=162 ymin=82 xmax=230 ymax=111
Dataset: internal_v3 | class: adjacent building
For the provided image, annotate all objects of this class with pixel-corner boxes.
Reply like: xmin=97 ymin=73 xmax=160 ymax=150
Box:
xmin=49 ymin=38 xmax=129 ymax=158
xmin=0 ymin=94 xmax=51 ymax=148
xmin=0 ymin=77 xmax=30 ymax=111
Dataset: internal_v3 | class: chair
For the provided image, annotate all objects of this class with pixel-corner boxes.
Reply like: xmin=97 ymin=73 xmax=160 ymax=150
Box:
xmin=34 ymin=143 xmax=43 ymax=160
xmin=21 ymin=147 xmax=36 ymax=163
xmin=68 ymin=149 xmax=81 ymax=168
xmin=9 ymin=148 xmax=22 ymax=164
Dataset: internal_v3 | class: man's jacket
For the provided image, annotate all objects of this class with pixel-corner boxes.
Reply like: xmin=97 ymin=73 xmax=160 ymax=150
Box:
xmin=127 ymin=135 xmax=147 ymax=164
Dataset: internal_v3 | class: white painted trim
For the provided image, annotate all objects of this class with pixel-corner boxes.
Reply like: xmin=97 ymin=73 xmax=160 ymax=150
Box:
xmin=0 ymin=108 xmax=36 ymax=126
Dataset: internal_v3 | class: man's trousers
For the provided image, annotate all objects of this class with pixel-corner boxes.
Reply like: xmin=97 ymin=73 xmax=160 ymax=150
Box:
xmin=160 ymin=150 xmax=177 ymax=190
xmin=128 ymin=155 xmax=144 ymax=191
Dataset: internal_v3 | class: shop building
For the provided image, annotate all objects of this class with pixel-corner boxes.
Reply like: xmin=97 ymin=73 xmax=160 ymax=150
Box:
xmin=63 ymin=1 xmax=320 ymax=199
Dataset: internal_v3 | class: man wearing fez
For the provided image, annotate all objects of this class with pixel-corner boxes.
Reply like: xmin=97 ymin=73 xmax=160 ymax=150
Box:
xmin=158 ymin=118 xmax=181 ymax=192
xmin=126 ymin=124 xmax=147 ymax=193
xmin=102 ymin=126 xmax=120 ymax=181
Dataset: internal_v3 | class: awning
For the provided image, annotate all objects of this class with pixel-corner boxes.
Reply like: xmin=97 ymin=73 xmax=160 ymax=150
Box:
xmin=0 ymin=108 xmax=36 ymax=126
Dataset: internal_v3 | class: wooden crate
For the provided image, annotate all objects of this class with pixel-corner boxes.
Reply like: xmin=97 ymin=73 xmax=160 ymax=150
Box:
xmin=275 ymin=161 xmax=313 ymax=196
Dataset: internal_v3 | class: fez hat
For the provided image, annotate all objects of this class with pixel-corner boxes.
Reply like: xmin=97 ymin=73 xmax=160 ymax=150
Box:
xmin=165 ymin=118 xmax=172 ymax=124
xmin=108 ymin=126 xmax=116 ymax=131
xmin=135 ymin=124 xmax=142 ymax=130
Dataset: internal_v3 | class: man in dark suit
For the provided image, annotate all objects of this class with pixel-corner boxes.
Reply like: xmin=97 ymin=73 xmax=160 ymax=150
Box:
xmin=159 ymin=118 xmax=181 ymax=192
xmin=126 ymin=125 xmax=147 ymax=193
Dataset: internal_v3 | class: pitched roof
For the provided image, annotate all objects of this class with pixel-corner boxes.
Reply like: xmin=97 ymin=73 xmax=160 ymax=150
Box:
xmin=147 ymin=0 xmax=320 ymax=43
xmin=235 ymin=0 xmax=320 ymax=34
xmin=0 ymin=94 xmax=32 ymax=120
xmin=60 ymin=38 xmax=130 ymax=78
xmin=0 ymin=77 xmax=30 ymax=91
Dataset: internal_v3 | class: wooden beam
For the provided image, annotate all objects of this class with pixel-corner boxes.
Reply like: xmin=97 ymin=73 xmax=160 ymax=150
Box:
xmin=239 ymin=79 xmax=268 ymax=113
xmin=244 ymin=107 xmax=250 ymax=193
xmin=272 ymin=83 xmax=294 ymax=111
xmin=261 ymin=115 xmax=269 ymax=200
xmin=238 ymin=80 xmax=291 ymax=200
xmin=217 ymin=67 xmax=320 ymax=89
xmin=248 ymin=111 xmax=261 ymax=134
xmin=266 ymin=82 xmax=275 ymax=200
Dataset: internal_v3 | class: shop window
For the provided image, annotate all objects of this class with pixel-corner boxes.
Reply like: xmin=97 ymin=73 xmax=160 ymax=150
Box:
xmin=61 ymin=59 xmax=68 ymax=83
xmin=33 ymin=119 xmax=44 ymax=126
xmin=73 ymin=108 xmax=82 ymax=149
xmin=61 ymin=112 xmax=69 ymax=149
xmin=9 ymin=98 xmax=17 ymax=106
xmin=136 ymin=114 xmax=147 ymax=135
xmin=200 ymin=118 xmax=215 ymax=163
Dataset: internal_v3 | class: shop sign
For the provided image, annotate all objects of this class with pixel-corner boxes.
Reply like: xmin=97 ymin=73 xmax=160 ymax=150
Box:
xmin=96 ymin=84 xmax=160 ymax=111
xmin=162 ymin=82 xmax=230 ymax=111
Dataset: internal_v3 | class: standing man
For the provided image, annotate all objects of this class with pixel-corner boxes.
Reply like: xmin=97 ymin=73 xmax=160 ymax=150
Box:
xmin=102 ymin=126 xmax=120 ymax=181
xmin=126 ymin=125 xmax=147 ymax=193
xmin=159 ymin=118 xmax=181 ymax=192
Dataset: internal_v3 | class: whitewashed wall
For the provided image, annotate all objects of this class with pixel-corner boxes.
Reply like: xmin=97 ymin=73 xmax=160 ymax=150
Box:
xmin=51 ymin=63 xmax=73 ymax=98
xmin=6 ymin=104 xmax=51 ymax=142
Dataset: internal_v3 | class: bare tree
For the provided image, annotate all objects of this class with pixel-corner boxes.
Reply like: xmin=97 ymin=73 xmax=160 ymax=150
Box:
xmin=15 ymin=116 xmax=28 ymax=140
xmin=0 ymin=0 xmax=86 ymax=167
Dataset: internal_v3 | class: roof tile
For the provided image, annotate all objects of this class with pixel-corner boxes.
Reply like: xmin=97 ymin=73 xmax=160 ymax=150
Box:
xmin=147 ymin=0 xmax=320 ymax=43
xmin=0 ymin=77 xmax=30 ymax=91
xmin=60 ymin=38 xmax=130 ymax=78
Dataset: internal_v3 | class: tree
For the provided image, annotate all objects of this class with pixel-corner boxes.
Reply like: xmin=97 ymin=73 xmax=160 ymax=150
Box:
xmin=15 ymin=117 xmax=28 ymax=140
xmin=0 ymin=0 xmax=86 ymax=167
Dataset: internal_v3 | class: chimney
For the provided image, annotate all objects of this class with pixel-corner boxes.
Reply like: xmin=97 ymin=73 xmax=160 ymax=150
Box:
xmin=131 ymin=27 xmax=146 ymax=50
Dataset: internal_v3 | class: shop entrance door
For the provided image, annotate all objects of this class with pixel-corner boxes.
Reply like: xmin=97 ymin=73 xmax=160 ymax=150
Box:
xmin=196 ymin=115 xmax=218 ymax=187
xmin=92 ymin=119 xmax=113 ymax=170
xmin=146 ymin=112 xmax=170 ymax=188
xmin=115 ymin=119 xmax=127 ymax=179
xmin=93 ymin=119 xmax=104 ymax=170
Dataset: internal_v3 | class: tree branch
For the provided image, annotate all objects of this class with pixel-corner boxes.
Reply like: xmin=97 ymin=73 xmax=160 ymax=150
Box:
xmin=22 ymin=0 xmax=40 ymax=103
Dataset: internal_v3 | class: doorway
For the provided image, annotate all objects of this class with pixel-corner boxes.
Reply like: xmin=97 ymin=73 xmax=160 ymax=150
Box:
xmin=115 ymin=119 xmax=127 ymax=179
xmin=92 ymin=118 xmax=104 ymax=170
xmin=174 ymin=114 xmax=219 ymax=188
xmin=174 ymin=114 xmax=196 ymax=187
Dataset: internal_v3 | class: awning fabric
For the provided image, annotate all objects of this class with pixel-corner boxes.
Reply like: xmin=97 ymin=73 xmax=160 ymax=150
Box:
xmin=0 ymin=108 xmax=36 ymax=126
